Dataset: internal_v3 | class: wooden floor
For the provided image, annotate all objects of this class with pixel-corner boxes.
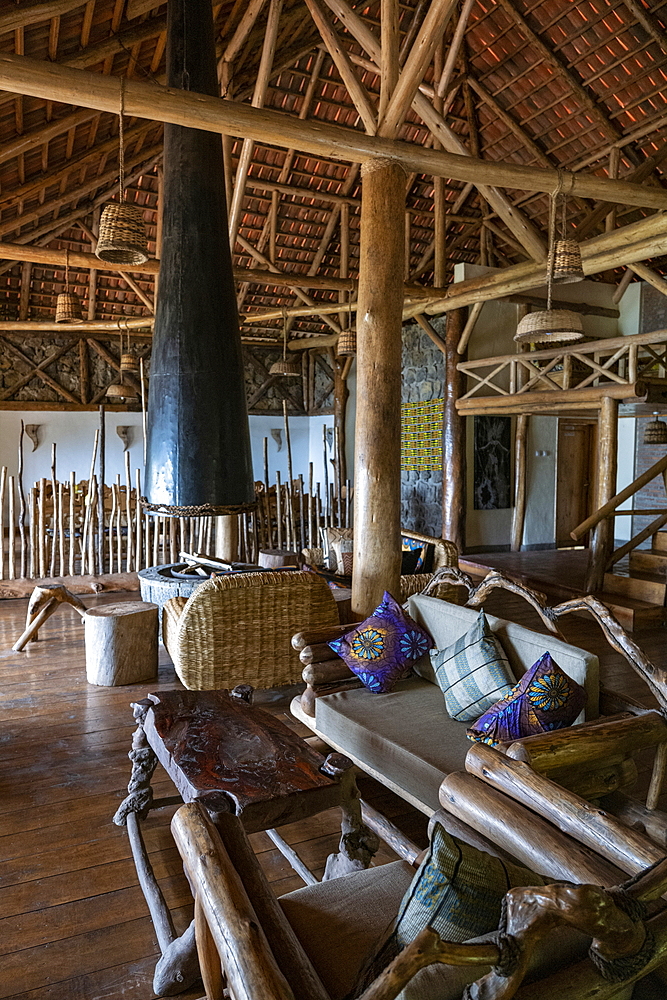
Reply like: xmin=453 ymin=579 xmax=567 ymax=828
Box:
xmin=0 ymin=586 xmax=665 ymax=998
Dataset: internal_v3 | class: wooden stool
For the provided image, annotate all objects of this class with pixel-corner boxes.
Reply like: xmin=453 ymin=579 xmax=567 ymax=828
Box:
xmin=84 ymin=601 xmax=158 ymax=686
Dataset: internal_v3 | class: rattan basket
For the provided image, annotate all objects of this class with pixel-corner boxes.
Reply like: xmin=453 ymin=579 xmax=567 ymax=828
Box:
xmin=269 ymin=358 xmax=301 ymax=377
xmin=337 ymin=329 xmax=356 ymax=356
xmin=55 ymin=291 xmax=83 ymax=323
xmin=120 ymin=350 xmax=140 ymax=372
xmin=96 ymin=203 xmax=149 ymax=265
xmin=514 ymin=308 xmax=584 ymax=344
xmin=550 ymin=238 xmax=584 ymax=284
xmin=644 ymin=416 xmax=667 ymax=444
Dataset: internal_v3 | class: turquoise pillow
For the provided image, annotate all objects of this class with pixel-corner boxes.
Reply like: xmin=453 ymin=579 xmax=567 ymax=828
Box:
xmin=430 ymin=610 xmax=515 ymax=722
xmin=395 ymin=822 xmax=546 ymax=948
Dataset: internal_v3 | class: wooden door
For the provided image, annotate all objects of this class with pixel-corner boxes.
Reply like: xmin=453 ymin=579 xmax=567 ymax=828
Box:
xmin=556 ymin=419 xmax=597 ymax=547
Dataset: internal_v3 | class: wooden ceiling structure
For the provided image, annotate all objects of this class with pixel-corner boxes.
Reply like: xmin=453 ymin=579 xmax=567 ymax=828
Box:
xmin=2 ymin=0 xmax=667 ymax=408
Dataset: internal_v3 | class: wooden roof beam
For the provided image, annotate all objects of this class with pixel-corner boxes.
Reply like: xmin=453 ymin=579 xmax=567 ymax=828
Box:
xmin=2 ymin=53 xmax=667 ymax=211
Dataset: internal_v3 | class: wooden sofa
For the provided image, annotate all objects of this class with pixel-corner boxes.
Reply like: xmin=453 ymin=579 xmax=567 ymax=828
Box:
xmin=291 ymin=578 xmax=600 ymax=816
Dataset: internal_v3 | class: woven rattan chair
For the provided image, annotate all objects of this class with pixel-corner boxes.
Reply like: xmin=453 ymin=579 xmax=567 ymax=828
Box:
xmin=162 ymin=570 xmax=340 ymax=690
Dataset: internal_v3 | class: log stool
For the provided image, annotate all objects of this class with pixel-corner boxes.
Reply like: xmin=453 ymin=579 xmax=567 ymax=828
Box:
xmin=84 ymin=601 xmax=158 ymax=686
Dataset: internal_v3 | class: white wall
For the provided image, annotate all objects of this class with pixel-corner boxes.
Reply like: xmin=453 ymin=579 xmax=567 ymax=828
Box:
xmin=0 ymin=409 xmax=338 ymax=496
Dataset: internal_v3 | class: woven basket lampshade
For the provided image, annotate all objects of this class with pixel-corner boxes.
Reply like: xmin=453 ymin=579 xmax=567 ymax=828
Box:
xmin=96 ymin=203 xmax=149 ymax=265
xmin=514 ymin=308 xmax=584 ymax=345
xmin=55 ymin=290 xmax=83 ymax=324
xmin=107 ymin=381 xmax=139 ymax=401
xmin=550 ymin=238 xmax=584 ymax=284
xmin=269 ymin=357 xmax=301 ymax=377
xmin=644 ymin=414 xmax=667 ymax=445
xmin=337 ymin=328 xmax=356 ymax=357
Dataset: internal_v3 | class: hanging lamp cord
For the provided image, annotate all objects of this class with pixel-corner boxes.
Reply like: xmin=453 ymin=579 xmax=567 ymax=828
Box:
xmin=65 ymin=249 xmax=70 ymax=293
xmin=119 ymin=77 xmax=126 ymax=203
xmin=282 ymin=310 xmax=288 ymax=361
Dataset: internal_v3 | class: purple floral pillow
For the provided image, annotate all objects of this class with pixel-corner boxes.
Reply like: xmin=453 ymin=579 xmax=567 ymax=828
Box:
xmin=467 ymin=652 xmax=586 ymax=747
xmin=328 ymin=591 xmax=433 ymax=693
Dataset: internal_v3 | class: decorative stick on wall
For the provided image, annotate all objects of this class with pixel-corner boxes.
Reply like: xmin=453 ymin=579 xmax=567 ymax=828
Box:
xmin=49 ymin=443 xmax=57 ymax=578
xmin=0 ymin=466 xmax=6 ymax=581
xmin=18 ymin=422 xmax=27 ymax=579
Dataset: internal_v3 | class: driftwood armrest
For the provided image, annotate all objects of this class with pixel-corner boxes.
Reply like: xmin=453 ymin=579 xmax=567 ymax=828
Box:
xmin=599 ymin=685 xmax=651 ymax=717
xmin=292 ymin=621 xmax=363 ymax=652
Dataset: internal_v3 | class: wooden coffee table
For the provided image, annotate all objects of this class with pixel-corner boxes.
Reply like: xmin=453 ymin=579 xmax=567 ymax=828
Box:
xmin=113 ymin=686 xmax=379 ymax=995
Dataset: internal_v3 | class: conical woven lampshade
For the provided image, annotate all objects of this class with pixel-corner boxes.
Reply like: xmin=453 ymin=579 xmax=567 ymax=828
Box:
xmin=269 ymin=357 xmax=301 ymax=377
xmin=514 ymin=308 xmax=584 ymax=345
xmin=551 ymin=238 xmax=584 ymax=284
xmin=96 ymin=203 xmax=149 ymax=265
xmin=55 ymin=291 xmax=83 ymax=323
xmin=337 ymin=329 xmax=356 ymax=356
xmin=107 ymin=381 xmax=139 ymax=401
xmin=644 ymin=415 xmax=667 ymax=445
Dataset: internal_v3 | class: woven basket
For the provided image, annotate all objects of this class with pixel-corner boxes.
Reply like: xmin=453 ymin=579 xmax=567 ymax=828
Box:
xmin=514 ymin=308 xmax=584 ymax=344
xmin=269 ymin=358 xmax=301 ymax=377
xmin=644 ymin=417 xmax=667 ymax=445
xmin=120 ymin=350 xmax=140 ymax=373
xmin=96 ymin=203 xmax=149 ymax=265
xmin=550 ymin=239 xmax=584 ymax=284
xmin=55 ymin=291 xmax=83 ymax=324
xmin=337 ymin=329 xmax=356 ymax=356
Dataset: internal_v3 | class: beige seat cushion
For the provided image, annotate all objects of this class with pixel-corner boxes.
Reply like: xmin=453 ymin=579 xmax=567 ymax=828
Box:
xmin=315 ymin=677 xmax=470 ymax=814
xmin=279 ymin=860 xmax=414 ymax=1000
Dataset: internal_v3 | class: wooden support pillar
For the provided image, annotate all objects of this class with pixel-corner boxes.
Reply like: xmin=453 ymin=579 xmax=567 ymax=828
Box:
xmin=442 ymin=308 xmax=466 ymax=552
xmin=332 ymin=358 xmax=349 ymax=485
xmin=511 ymin=413 xmax=529 ymax=552
xmin=215 ymin=515 xmax=238 ymax=563
xmin=585 ymin=395 xmax=618 ymax=592
xmin=352 ymin=159 xmax=405 ymax=617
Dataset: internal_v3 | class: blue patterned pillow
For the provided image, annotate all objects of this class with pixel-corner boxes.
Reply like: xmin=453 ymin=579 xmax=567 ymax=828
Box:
xmin=430 ymin=610 xmax=516 ymax=722
xmin=328 ymin=591 xmax=433 ymax=693
xmin=395 ymin=822 xmax=546 ymax=947
xmin=467 ymin=651 xmax=586 ymax=747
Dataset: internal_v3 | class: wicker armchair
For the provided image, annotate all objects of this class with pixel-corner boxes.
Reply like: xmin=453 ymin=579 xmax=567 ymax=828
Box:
xmin=162 ymin=570 xmax=340 ymax=690
xmin=399 ymin=531 xmax=461 ymax=604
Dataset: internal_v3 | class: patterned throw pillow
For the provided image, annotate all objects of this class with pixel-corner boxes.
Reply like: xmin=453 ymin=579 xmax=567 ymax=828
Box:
xmin=395 ymin=822 xmax=545 ymax=948
xmin=467 ymin=651 xmax=586 ymax=747
xmin=328 ymin=591 xmax=433 ymax=693
xmin=430 ymin=610 xmax=516 ymax=722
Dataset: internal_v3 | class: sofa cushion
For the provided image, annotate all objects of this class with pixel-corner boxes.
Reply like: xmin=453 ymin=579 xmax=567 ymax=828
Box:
xmin=395 ymin=821 xmax=546 ymax=949
xmin=329 ymin=592 xmax=433 ymax=694
xmin=315 ymin=677 xmax=470 ymax=813
xmin=467 ymin=651 xmax=587 ymax=746
xmin=431 ymin=610 xmax=516 ymax=722
xmin=279 ymin=860 xmax=415 ymax=1000
xmin=406 ymin=595 xmax=599 ymax=721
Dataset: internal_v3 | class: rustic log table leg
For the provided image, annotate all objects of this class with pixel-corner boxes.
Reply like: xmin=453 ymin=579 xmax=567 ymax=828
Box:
xmin=321 ymin=753 xmax=380 ymax=880
xmin=113 ymin=700 xmax=200 ymax=996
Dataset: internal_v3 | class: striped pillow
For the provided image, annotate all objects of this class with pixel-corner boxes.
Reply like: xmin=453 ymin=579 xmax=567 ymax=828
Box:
xmin=430 ymin=610 xmax=515 ymax=722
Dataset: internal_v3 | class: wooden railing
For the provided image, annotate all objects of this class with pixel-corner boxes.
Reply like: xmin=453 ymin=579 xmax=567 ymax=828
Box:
xmin=456 ymin=329 xmax=667 ymax=408
xmin=571 ymin=452 xmax=667 ymax=571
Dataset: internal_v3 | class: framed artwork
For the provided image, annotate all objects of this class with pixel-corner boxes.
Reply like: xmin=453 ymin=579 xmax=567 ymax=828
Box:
xmin=474 ymin=415 xmax=512 ymax=510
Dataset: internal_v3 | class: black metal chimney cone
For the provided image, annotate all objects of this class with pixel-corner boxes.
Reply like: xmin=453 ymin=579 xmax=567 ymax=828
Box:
xmin=143 ymin=0 xmax=254 ymax=516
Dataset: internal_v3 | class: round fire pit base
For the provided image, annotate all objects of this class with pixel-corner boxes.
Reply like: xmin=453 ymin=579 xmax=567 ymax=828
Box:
xmin=138 ymin=564 xmax=208 ymax=641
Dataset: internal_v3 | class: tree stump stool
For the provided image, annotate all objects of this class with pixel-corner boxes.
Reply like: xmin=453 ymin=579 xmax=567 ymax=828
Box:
xmin=258 ymin=549 xmax=299 ymax=569
xmin=84 ymin=601 xmax=159 ymax=686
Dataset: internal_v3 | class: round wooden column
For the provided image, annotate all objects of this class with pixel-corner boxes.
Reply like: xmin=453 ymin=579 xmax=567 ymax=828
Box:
xmin=215 ymin=515 xmax=238 ymax=563
xmin=352 ymin=159 xmax=406 ymax=617
xmin=585 ymin=394 xmax=618 ymax=592
xmin=442 ymin=308 xmax=467 ymax=552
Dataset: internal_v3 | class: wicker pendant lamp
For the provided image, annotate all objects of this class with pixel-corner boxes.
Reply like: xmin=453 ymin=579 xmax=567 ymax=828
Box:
xmin=515 ymin=181 xmax=584 ymax=345
xmin=269 ymin=312 xmax=301 ymax=377
xmin=644 ymin=412 xmax=667 ymax=445
xmin=336 ymin=294 xmax=356 ymax=357
xmin=55 ymin=250 xmax=83 ymax=323
xmin=96 ymin=79 xmax=149 ymax=266
xmin=107 ymin=330 xmax=139 ymax=401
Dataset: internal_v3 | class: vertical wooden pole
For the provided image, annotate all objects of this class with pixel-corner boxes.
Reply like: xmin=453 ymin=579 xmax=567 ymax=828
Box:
xmin=352 ymin=159 xmax=405 ymax=616
xmin=69 ymin=473 xmax=76 ymax=576
xmin=308 ymin=462 xmax=314 ymax=548
xmin=30 ymin=485 xmax=37 ymax=579
xmin=332 ymin=360 xmax=349 ymax=485
xmin=126 ymin=450 xmax=134 ymax=572
xmin=441 ymin=308 xmax=467 ymax=552
xmin=116 ymin=474 xmax=122 ymax=571
xmin=215 ymin=515 xmax=238 ymax=563
xmin=585 ymin=395 xmax=618 ymax=592
xmin=8 ymin=475 xmax=15 ymax=580
xmin=0 ymin=466 xmax=6 ymax=580
xmin=49 ymin=443 xmax=57 ymax=577
xmin=135 ymin=469 xmax=143 ymax=572
xmin=276 ymin=471 xmax=283 ymax=550
xmin=18 ymin=422 xmax=27 ymax=579
xmin=58 ymin=481 xmax=65 ymax=577
xmin=511 ymin=414 xmax=529 ymax=552
xmin=39 ymin=477 xmax=47 ymax=578
xmin=98 ymin=404 xmax=105 ymax=575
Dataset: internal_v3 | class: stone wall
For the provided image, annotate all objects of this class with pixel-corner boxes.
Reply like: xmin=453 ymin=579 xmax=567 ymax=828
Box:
xmin=400 ymin=318 xmax=445 ymax=537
